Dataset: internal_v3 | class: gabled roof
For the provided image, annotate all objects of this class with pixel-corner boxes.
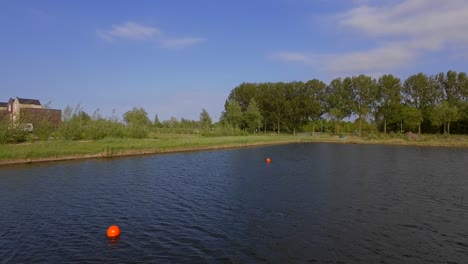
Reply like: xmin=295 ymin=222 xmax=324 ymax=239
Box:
xmin=16 ymin=97 xmax=41 ymax=106
xmin=0 ymin=102 xmax=7 ymax=107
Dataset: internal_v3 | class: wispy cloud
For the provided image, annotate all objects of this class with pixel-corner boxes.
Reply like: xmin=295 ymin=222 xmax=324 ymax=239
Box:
xmin=271 ymin=52 xmax=320 ymax=65
xmin=97 ymin=22 xmax=160 ymax=41
xmin=161 ymin=37 xmax=205 ymax=48
xmin=326 ymin=41 xmax=419 ymax=73
xmin=98 ymin=21 xmax=204 ymax=48
xmin=273 ymin=0 xmax=468 ymax=75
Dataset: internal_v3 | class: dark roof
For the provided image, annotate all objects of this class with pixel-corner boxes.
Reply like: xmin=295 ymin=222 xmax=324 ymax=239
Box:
xmin=0 ymin=102 xmax=7 ymax=107
xmin=17 ymin=97 xmax=41 ymax=105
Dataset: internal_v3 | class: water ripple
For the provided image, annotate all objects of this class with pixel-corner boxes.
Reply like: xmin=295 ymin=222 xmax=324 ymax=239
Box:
xmin=1 ymin=144 xmax=468 ymax=263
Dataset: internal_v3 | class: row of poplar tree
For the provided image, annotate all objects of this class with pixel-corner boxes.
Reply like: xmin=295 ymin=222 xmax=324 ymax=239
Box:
xmin=220 ymin=70 xmax=468 ymax=135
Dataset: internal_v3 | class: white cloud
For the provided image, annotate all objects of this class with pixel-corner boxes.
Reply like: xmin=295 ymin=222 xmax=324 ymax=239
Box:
xmin=273 ymin=0 xmax=468 ymax=75
xmin=161 ymin=37 xmax=205 ymax=48
xmin=338 ymin=0 xmax=468 ymax=42
xmin=271 ymin=52 xmax=319 ymax=65
xmin=98 ymin=21 xmax=205 ymax=48
xmin=98 ymin=22 xmax=160 ymax=41
xmin=273 ymin=42 xmax=418 ymax=75
xmin=326 ymin=42 xmax=419 ymax=73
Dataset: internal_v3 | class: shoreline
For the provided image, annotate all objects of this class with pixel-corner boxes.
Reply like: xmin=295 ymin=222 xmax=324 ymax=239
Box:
xmin=0 ymin=136 xmax=467 ymax=167
xmin=0 ymin=140 xmax=297 ymax=166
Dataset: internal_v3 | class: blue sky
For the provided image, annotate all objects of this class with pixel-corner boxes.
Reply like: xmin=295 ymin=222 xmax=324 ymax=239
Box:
xmin=1 ymin=0 xmax=467 ymax=121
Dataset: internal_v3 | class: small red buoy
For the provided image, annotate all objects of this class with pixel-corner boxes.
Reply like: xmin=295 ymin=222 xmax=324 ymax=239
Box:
xmin=266 ymin=158 xmax=271 ymax=164
xmin=107 ymin=225 xmax=120 ymax=238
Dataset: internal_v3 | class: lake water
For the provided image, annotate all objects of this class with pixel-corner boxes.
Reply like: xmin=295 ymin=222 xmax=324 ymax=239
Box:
xmin=1 ymin=143 xmax=467 ymax=263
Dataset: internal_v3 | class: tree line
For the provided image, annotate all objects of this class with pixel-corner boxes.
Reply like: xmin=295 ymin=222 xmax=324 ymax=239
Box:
xmin=221 ymin=70 xmax=468 ymax=135
xmin=1 ymin=70 xmax=466 ymax=144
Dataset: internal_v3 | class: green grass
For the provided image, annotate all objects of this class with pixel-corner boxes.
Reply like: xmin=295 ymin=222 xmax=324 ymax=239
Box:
xmin=0 ymin=133 xmax=466 ymax=164
xmin=0 ymin=134 xmax=301 ymax=161
xmin=326 ymin=133 xmax=468 ymax=147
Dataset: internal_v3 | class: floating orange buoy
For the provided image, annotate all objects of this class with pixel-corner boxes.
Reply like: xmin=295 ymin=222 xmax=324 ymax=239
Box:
xmin=266 ymin=158 xmax=271 ymax=164
xmin=107 ymin=225 xmax=120 ymax=238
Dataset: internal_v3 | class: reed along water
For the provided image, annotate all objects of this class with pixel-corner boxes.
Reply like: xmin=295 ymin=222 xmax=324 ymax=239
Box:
xmin=1 ymin=143 xmax=467 ymax=263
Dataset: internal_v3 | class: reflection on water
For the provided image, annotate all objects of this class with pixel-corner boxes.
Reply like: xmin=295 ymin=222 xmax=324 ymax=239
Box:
xmin=1 ymin=143 xmax=467 ymax=263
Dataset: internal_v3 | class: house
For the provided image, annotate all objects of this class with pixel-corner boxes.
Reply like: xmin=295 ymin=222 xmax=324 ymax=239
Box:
xmin=1 ymin=97 xmax=61 ymax=128
xmin=8 ymin=97 xmax=43 ymax=122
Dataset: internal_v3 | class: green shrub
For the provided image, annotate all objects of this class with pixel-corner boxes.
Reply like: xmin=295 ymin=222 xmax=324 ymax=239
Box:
xmin=34 ymin=120 xmax=56 ymax=141
xmin=0 ymin=122 xmax=27 ymax=144
xmin=124 ymin=125 xmax=149 ymax=139
xmin=201 ymin=124 xmax=248 ymax=137
xmin=85 ymin=119 xmax=124 ymax=140
xmin=58 ymin=121 xmax=84 ymax=140
xmin=26 ymin=133 xmax=36 ymax=143
xmin=153 ymin=127 xmax=200 ymax=134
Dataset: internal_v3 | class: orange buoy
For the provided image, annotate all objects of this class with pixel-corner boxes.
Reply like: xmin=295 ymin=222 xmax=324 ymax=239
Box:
xmin=266 ymin=158 xmax=271 ymax=164
xmin=107 ymin=225 xmax=120 ymax=238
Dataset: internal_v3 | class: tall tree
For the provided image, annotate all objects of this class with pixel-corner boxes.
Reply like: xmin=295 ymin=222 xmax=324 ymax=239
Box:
xmin=123 ymin=107 xmax=151 ymax=126
xmin=304 ymin=79 xmax=326 ymax=122
xmin=153 ymin=114 xmax=162 ymax=127
xmin=429 ymin=101 xmax=459 ymax=134
xmin=255 ymin=83 xmax=277 ymax=133
xmin=269 ymin=82 xmax=287 ymax=134
xmin=432 ymin=71 xmax=463 ymax=134
xmin=350 ymin=75 xmax=378 ymax=136
xmin=325 ymin=77 xmax=353 ymax=134
xmin=401 ymin=105 xmax=423 ymax=133
xmin=439 ymin=70 xmax=463 ymax=105
xmin=199 ymin=108 xmax=212 ymax=130
xmin=376 ymin=74 xmax=402 ymax=134
xmin=459 ymin=72 xmax=468 ymax=101
xmin=284 ymin=82 xmax=306 ymax=135
xmin=162 ymin=117 xmax=179 ymax=128
xmin=457 ymin=72 xmax=468 ymax=132
xmin=227 ymin=83 xmax=258 ymax=111
xmin=284 ymin=79 xmax=327 ymax=134
xmin=402 ymin=73 xmax=438 ymax=134
xmin=244 ymin=98 xmax=263 ymax=133
xmin=224 ymin=100 xmax=244 ymax=129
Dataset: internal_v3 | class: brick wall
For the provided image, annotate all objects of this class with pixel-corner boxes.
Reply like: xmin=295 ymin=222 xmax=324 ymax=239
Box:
xmin=19 ymin=108 xmax=62 ymax=128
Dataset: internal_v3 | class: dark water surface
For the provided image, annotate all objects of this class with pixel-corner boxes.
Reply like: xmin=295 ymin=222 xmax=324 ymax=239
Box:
xmin=1 ymin=143 xmax=468 ymax=263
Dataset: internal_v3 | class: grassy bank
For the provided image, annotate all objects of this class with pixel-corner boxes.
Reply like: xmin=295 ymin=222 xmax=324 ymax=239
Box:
xmin=0 ymin=133 xmax=467 ymax=166
xmin=0 ymin=134 xmax=301 ymax=165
